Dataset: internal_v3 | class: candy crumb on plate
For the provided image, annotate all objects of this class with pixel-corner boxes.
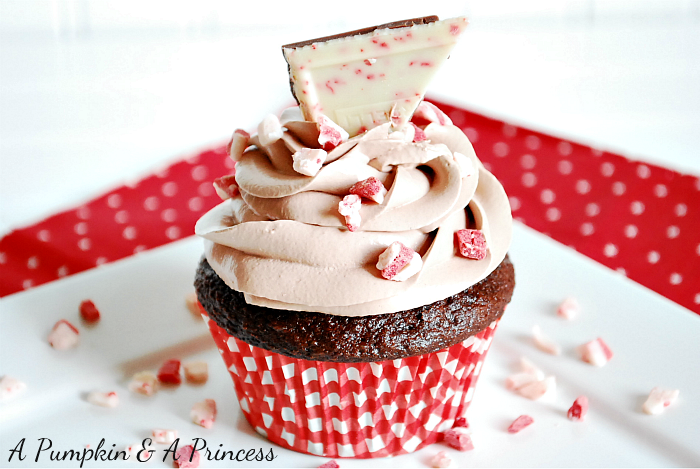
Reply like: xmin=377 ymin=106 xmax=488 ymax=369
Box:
xmin=642 ymin=387 xmax=679 ymax=415
xmin=453 ymin=416 xmax=469 ymax=428
xmin=191 ymin=399 xmax=217 ymax=428
xmin=318 ymin=460 xmax=340 ymax=468
xmin=158 ymin=359 xmax=182 ymax=385
xmin=532 ymin=325 xmax=562 ymax=355
xmin=567 ymin=395 xmax=589 ymax=421
xmin=152 ymin=429 xmax=178 ymax=445
xmin=48 ymin=319 xmax=79 ymax=350
xmin=184 ymin=292 xmax=201 ymax=318
xmin=86 ymin=391 xmax=118 ymax=408
xmin=79 ymin=300 xmax=100 ymax=323
xmin=174 ymin=445 xmax=200 ymax=468
xmin=183 ymin=361 xmax=209 ymax=384
xmin=0 ymin=375 xmax=27 ymax=401
xmin=128 ymin=371 xmax=159 ymax=396
xmin=430 ymin=450 xmax=453 ymax=468
xmin=444 ymin=427 xmax=474 ymax=451
xmin=508 ymin=415 xmax=535 ymax=433
xmin=578 ymin=338 xmax=613 ymax=367
xmin=557 ymin=297 xmax=579 ymax=320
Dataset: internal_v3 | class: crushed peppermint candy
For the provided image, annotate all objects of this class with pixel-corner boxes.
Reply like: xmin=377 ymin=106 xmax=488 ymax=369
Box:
xmin=317 ymin=114 xmax=349 ymax=151
xmin=411 ymin=122 xmax=427 ymax=142
xmin=532 ymin=325 xmax=562 ymax=355
xmin=213 ymin=174 xmax=238 ymax=200
xmin=455 ymin=229 xmax=488 ymax=260
xmin=292 ymin=148 xmax=327 ymax=176
xmin=0 ymin=376 xmax=27 ymax=401
xmin=318 ymin=460 xmax=340 ymax=468
xmin=349 ymin=177 xmax=387 ymax=204
xmin=506 ymin=357 xmax=555 ymax=400
xmin=557 ymin=297 xmax=580 ymax=320
xmin=174 ymin=445 xmax=200 ymax=468
xmin=578 ymin=338 xmax=613 ymax=367
xmin=508 ymin=415 xmax=534 ymax=433
xmin=338 ymin=194 xmax=361 ymax=231
xmin=126 ymin=441 xmax=155 ymax=462
xmin=376 ymin=241 xmax=423 ymax=282
xmin=128 ymin=371 xmax=159 ymax=396
xmin=228 ymin=129 xmax=250 ymax=161
xmin=453 ymin=416 xmax=469 ymax=428
xmin=87 ymin=391 xmax=119 ymax=408
xmin=48 ymin=319 xmax=79 ymax=350
xmin=157 ymin=359 xmax=182 ymax=385
xmin=444 ymin=427 xmax=474 ymax=451
xmin=412 ymin=101 xmax=453 ymax=126
xmin=79 ymin=300 xmax=100 ymax=323
xmin=152 ymin=429 xmax=178 ymax=445
xmin=257 ymin=114 xmax=283 ymax=146
xmin=430 ymin=450 xmax=453 ymax=468
xmin=567 ymin=395 xmax=589 ymax=421
xmin=517 ymin=376 xmax=556 ymax=401
xmin=184 ymin=361 xmax=209 ymax=385
xmin=191 ymin=398 xmax=217 ymax=429
xmin=642 ymin=387 xmax=679 ymax=415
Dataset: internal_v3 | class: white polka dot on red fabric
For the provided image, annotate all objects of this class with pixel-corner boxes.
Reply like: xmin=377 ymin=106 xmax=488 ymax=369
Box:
xmin=637 ymin=164 xmax=651 ymax=179
xmin=96 ymin=257 xmax=107 ymax=266
xmin=502 ymin=124 xmax=517 ymax=138
xmin=630 ymin=201 xmax=645 ymax=215
xmin=612 ymin=181 xmax=626 ymax=196
xmin=134 ymin=245 xmax=147 ymax=254
xmin=144 ymin=196 xmax=159 ymax=211
xmin=115 ymin=210 xmax=129 ymax=224
xmin=482 ymin=162 xmax=493 ymax=172
xmin=525 ymin=135 xmax=540 ymax=150
xmin=669 ymin=273 xmax=683 ymax=285
xmin=557 ymin=141 xmax=572 ymax=156
xmin=520 ymin=154 xmax=536 ymax=170
xmin=37 ymin=229 xmax=51 ymax=242
xmin=558 ymin=160 xmax=573 ymax=175
xmin=224 ymin=158 xmax=235 ymax=170
xmin=162 ymin=182 xmax=178 ymax=197
xmin=674 ymin=203 xmax=687 ymax=217
xmin=186 ymin=154 xmax=201 ymax=165
xmin=540 ymin=189 xmax=556 ymax=204
xmin=78 ymin=238 xmax=91 ymax=251
xmin=22 ymin=279 xmax=33 ymax=289
xmin=585 ymin=203 xmax=600 ymax=217
xmin=57 ymin=266 xmax=69 ymax=277
xmin=161 ymin=208 xmax=178 ymax=223
xmin=463 ymin=127 xmax=479 ymax=143
xmin=450 ymin=111 xmax=466 ymax=126
xmin=695 ymin=178 xmax=700 ymax=190
xmin=648 ymin=251 xmax=660 ymax=264
xmin=188 ymin=197 xmax=204 ymax=212
xmin=493 ymin=142 xmax=509 ymax=157
xmin=546 ymin=207 xmax=561 ymax=221
xmin=604 ymin=243 xmax=618 ymax=257
xmin=576 ymin=179 xmax=591 ymax=194
xmin=191 ymin=165 xmax=208 ymax=181
xmin=591 ymin=148 xmax=604 ymax=157
xmin=695 ymin=293 xmax=700 ymax=304
xmin=123 ymin=226 xmax=137 ymax=240
xmin=580 ymin=222 xmax=595 ymax=236
xmin=624 ymin=224 xmax=638 ymax=238
xmin=107 ymin=194 xmax=122 ymax=209
xmin=74 ymin=222 xmax=88 ymax=235
xmin=0 ymin=252 xmax=6 ymax=264
xmin=76 ymin=206 xmax=91 ymax=220
xmin=654 ymin=184 xmax=668 ymax=198
xmin=198 ymin=182 xmax=214 ymax=197
xmin=165 ymin=226 xmax=181 ymax=240
xmin=522 ymin=172 xmax=537 ymax=188
xmin=616 ymin=267 xmax=627 ymax=276
xmin=667 ymin=225 xmax=680 ymax=239
xmin=509 ymin=196 xmax=521 ymax=211
xmin=600 ymin=162 xmax=615 ymax=177
xmin=696 ymin=243 xmax=700 ymax=255
xmin=27 ymin=256 xmax=39 ymax=269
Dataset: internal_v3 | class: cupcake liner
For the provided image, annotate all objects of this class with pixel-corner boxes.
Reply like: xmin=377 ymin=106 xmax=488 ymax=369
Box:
xmin=203 ymin=310 xmax=498 ymax=458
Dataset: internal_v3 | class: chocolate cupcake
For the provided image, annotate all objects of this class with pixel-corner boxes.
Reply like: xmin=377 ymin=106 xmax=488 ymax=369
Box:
xmin=194 ymin=16 xmax=514 ymax=458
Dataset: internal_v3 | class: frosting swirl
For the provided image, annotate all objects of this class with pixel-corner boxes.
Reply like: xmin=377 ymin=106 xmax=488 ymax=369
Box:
xmin=195 ymin=108 xmax=512 ymax=316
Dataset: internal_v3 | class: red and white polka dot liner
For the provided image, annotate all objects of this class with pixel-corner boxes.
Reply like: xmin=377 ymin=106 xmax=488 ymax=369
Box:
xmin=204 ymin=312 xmax=499 ymax=459
xmin=0 ymin=100 xmax=697 ymax=315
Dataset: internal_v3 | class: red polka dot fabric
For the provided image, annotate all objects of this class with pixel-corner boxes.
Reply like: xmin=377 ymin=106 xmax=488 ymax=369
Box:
xmin=1 ymin=100 xmax=698 ymax=315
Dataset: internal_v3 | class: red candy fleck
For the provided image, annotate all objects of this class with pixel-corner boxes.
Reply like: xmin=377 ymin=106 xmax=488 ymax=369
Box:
xmin=213 ymin=175 xmax=238 ymax=200
xmin=411 ymin=123 xmax=427 ymax=142
xmin=317 ymin=115 xmax=348 ymax=151
xmin=174 ymin=445 xmax=200 ymax=468
xmin=450 ymin=24 xmax=461 ymax=36
xmin=567 ymin=395 xmax=589 ymax=421
xmin=157 ymin=359 xmax=182 ymax=386
xmin=319 ymin=461 xmax=340 ymax=468
xmin=378 ymin=242 xmax=416 ymax=280
xmin=508 ymin=415 xmax=534 ymax=433
xmin=455 ymin=229 xmax=488 ymax=260
xmin=444 ymin=428 xmax=474 ymax=451
xmin=453 ymin=416 xmax=469 ymax=428
xmin=79 ymin=300 xmax=100 ymax=323
xmin=349 ymin=177 xmax=386 ymax=204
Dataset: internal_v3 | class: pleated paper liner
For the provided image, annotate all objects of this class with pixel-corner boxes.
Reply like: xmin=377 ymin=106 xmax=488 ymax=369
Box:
xmin=203 ymin=309 xmax=498 ymax=458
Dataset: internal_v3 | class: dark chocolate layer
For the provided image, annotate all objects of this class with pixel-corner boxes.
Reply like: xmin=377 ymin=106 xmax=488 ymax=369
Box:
xmin=195 ymin=255 xmax=514 ymax=363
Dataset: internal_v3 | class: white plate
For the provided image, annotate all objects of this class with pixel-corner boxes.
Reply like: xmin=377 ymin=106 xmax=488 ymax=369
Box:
xmin=1 ymin=223 xmax=699 ymax=468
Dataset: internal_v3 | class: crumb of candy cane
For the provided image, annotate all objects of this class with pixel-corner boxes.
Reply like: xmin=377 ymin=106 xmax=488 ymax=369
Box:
xmin=184 ymin=361 xmax=209 ymax=385
xmin=48 ymin=319 xmax=79 ymax=350
xmin=338 ymin=194 xmax=361 ymax=231
xmin=174 ymin=445 xmax=201 ymax=469
xmin=444 ymin=427 xmax=474 ymax=451
xmin=129 ymin=371 xmax=159 ymax=396
xmin=578 ymin=338 xmax=613 ymax=367
xmin=158 ymin=359 xmax=182 ymax=385
xmin=567 ymin=395 xmax=589 ymax=421
xmin=184 ymin=292 xmax=202 ymax=319
xmin=557 ymin=297 xmax=580 ymax=320
xmin=0 ymin=376 xmax=27 ymax=401
xmin=349 ymin=177 xmax=387 ymax=204
xmin=643 ymin=387 xmax=680 ymax=415
xmin=257 ymin=114 xmax=283 ymax=146
xmin=213 ymin=174 xmax=238 ymax=200
xmin=411 ymin=122 xmax=427 ymax=142
xmin=191 ymin=399 xmax=217 ymax=429
xmin=455 ymin=229 xmax=488 ymax=260
xmin=508 ymin=415 xmax=534 ymax=433
xmin=126 ymin=442 xmax=155 ymax=462
xmin=517 ymin=376 xmax=556 ymax=401
xmin=431 ymin=450 xmax=452 ymax=468
xmin=292 ymin=148 xmax=327 ymax=176
xmin=317 ymin=114 xmax=348 ymax=151
xmin=228 ymin=129 xmax=250 ymax=161
xmin=79 ymin=300 xmax=100 ymax=323
xmin=453 ymin=416 xmax=469 ymax=428
xmin=376 ymin=241 xmax=422 ymax=281
xmin=413 ymin=101 xmax=453 ymax=126
xmin=87 ymin=391 xmax=119 ymax=408
xmin=505 ymin=372 xmax=540 ymax=392
xmin=532 ymin=325 xmax=562 ymax=355
xmin=152 ymin=429 xmax=178 ymax=445
xmin=318 ymin=460 xmax=340 ymax=468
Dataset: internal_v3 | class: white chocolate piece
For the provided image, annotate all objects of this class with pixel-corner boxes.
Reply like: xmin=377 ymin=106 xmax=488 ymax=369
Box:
xmin=152 ymin=429 xmax=178 ymax=445
xmin=0 ymin=376 xmax=27 ymax=401
xmin=87 ymin=391 xmax=119 ymax=408
xmin=129 ymin=371 xmax=159 ymax=396
xmin=643 ymin=387 xmax=679 ymax=415
xmin=257 ymin=114 xmax=284 ymax=146
xmin=532 ymin=325 xmax=562 ymax=355
xmin=292 ymin=148 xmax=327 ymax=176
xmin=48 ymin=320 xmax=79 ymax=350
xmin=191 ymin=399 xmax=217 ymax=428
xmin=283 ymin=17 xmax=467 ymax=136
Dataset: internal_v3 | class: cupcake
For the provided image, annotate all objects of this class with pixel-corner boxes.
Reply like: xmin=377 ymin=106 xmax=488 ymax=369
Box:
xmin=194 ymin=16 xmax=514 ymax=458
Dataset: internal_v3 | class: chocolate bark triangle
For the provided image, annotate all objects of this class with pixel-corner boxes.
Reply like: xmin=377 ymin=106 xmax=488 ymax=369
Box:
xmin=282 ymin=16 xmax=467 ymax=137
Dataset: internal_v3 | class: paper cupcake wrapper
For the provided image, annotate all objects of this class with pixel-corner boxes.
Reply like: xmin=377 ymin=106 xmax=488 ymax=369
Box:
xmin=203 ymin=311 xmax=498 ymax=459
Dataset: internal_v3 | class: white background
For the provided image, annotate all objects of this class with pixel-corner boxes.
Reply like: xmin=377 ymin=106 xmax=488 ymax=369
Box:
xmin=1 ymin=0 xmax=700 ymax=235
